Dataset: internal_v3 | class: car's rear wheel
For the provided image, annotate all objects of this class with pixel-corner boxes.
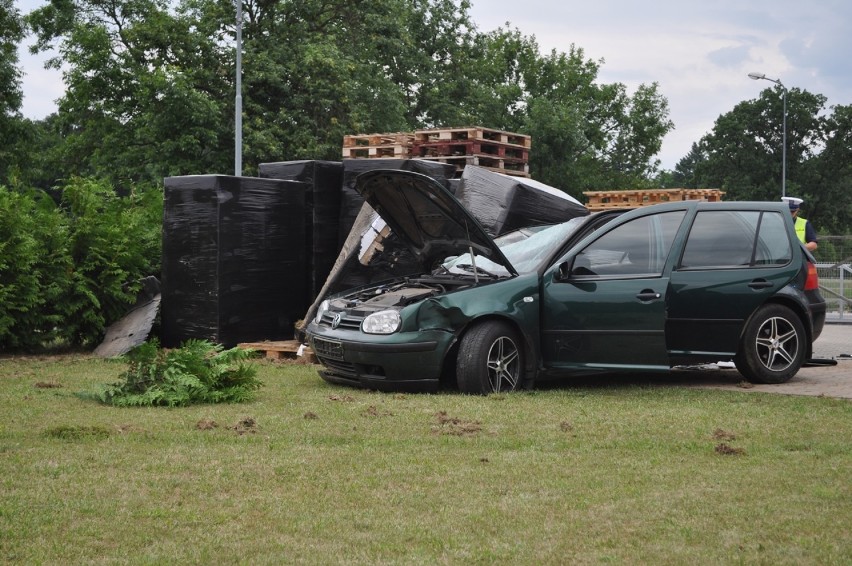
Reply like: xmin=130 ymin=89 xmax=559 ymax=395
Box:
xmin=457 ymin=321 xmax=524 ymax=394
xmin=735 ymin=304 xmax=806 ymax=384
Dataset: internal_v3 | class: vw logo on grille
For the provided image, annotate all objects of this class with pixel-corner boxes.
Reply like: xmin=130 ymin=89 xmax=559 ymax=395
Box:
xmin=331 ymin=313 xmax=343 ymax=329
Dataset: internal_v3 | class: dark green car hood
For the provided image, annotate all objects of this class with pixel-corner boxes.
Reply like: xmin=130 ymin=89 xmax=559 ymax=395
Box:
xmin=355 ymin=169 xmax=518 ymax=276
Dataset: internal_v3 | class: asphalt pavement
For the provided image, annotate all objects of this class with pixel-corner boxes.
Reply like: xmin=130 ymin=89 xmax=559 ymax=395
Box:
xmin=671 ymin=321 xmax=852 ymax=399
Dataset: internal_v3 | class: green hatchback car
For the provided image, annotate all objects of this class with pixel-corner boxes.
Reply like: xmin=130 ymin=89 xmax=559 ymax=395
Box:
xmin=306 ymin=170 xmax=827 ymax=394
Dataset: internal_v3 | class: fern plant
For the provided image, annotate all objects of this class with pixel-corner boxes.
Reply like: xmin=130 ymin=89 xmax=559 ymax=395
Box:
xmin=92 ymin=339 xmax=261 ymax=407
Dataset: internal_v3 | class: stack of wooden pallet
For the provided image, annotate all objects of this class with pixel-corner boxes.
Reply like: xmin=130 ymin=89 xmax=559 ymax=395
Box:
xmin=583 ymin=188 xmax=725 ymax=211
xmin=340 ymin=126 xmax=532 ymax=177
xmin=341 ymin=132 xmax=415 ymax=159
xmin=411 ymin=127 xmax=530 ymax=177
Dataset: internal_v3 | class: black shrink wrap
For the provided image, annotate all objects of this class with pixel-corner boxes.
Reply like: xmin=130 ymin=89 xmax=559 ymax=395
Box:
xmin=456 ymin=166 xmax=589 ymax=236
xmin=161 ymin=175 xmax=306 ymax=348
xmin=258 ymin=160 xmax=343 ymax=301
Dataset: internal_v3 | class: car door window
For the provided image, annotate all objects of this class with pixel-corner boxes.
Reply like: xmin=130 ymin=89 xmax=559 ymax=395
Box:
xmin=573 ymin=211 xmax=686 ymax=277
xmin=679 ymin=211 xmax=792 ymax=269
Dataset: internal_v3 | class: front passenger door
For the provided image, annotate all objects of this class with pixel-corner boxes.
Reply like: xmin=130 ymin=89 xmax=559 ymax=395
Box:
xmin=541 ymin=210 xmax=686 ymax=372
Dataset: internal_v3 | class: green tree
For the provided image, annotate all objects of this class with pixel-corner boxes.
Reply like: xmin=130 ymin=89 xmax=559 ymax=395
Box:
xmin=668 ymin=142 xmax=706 ymax=189
xmin=684 ymin=87 xmax=850 ymax=234
xmin=25 ymin=0 xmax=673 ymax=191
xmin=465 ymin=28 xmax=673 ymax=192
xmin=799 ymin=103 xmax=852 ymax=235
xmin=27 ymin=0 xmax=231 ymax=185
xmin=0 ymin=0 xmax=27 ymax=185
xmin=689 ymin=87 xmax=824 ymax=201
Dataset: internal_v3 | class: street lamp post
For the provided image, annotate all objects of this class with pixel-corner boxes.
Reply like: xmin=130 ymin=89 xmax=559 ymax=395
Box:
xmin=748 ymin=72 xmax=787 ymax=198
xmin=235 ymin=0 xmax=243 ymax=177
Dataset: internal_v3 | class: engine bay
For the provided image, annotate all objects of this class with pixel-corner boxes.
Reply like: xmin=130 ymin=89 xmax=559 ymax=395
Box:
xmin=333 ymin=274 xmax=481 ymax=310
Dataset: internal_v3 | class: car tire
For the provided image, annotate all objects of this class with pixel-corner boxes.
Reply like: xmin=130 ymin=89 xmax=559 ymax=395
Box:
xmin=457 ymin=321 xmax=524 ymax=394
xmin=734 ymin=304 xmax=806 ymax=384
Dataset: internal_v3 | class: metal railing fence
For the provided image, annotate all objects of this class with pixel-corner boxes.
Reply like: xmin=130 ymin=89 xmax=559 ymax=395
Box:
xmin=814 ymin=236 xmax=852 ymax=321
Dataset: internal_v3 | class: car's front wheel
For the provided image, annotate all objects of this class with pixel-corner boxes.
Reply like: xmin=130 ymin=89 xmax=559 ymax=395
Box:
xmin=457 ymin=321 xmax=524 ymax=395
xmin=735 ymin=304 xmax=806 ymax=384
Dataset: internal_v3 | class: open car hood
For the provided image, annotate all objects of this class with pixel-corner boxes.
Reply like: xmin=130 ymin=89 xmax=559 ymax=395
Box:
xmin=355 ymin=170 xmax=518 ymax=276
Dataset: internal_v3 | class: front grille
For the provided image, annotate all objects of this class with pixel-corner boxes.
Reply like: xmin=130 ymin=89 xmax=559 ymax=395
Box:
xmin=312 ymin=337 xmax=344 ymax=361
xmin=318 ymin=311 xmax=364 ymax=330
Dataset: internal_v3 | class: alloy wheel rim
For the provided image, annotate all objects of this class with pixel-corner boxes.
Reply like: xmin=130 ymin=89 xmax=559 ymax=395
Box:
xmin=755 ymin=316 xmax=799 ymax=372
xmin=486 ymin=336 xmax=520 ymax=392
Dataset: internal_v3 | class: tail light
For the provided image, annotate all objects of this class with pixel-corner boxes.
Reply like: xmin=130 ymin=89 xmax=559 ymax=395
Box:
xmin=804 ymin=261 xmax=819 ymax=291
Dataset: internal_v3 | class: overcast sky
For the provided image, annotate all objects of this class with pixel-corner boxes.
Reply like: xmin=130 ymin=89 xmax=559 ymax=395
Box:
xmin=468 ymin=0 xmax=852 ymax=169
xmin=14 ymin=0 xmax=852 ymax=170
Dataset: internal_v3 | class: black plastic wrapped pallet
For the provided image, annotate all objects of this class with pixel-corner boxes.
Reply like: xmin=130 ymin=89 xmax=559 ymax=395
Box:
xmin=456 ymin=166 xmax=589 ymax=236
xmin=161 ymin=175 xmax=307 ymax=348
xmin=258 ymin=160 xmax=343 ymax=301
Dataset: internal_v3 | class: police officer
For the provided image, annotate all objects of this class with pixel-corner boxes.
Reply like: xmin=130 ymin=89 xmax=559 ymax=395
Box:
xmin=782 ymin=197 xmax=818 ymax=252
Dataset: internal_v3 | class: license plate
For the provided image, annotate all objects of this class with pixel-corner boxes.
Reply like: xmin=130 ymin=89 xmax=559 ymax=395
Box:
xmin=312 ymin=337 xmax=344 ymax=361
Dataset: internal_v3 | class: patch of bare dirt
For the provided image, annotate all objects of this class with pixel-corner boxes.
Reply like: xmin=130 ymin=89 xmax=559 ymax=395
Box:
xmin=229 ymin=416 xmax=258 ymax=435
xmin=362 ymin=405 xmax=393 ymax=418
xmin=328 ymin=394 xmax=355 ymax=402
xmin=712 ymin=428 xmax=736 ymax=441
xmin=432 ymin=411 xmax=482 ymax=436
xmin=195 ymin=418 xmax=218 ymax=430
xmin=715 ymin=443 xmax=745 ymax=456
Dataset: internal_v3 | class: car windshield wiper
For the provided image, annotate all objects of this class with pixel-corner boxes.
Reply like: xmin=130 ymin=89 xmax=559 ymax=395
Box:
xmin=455 ymin=264 xmax=499 ymax=278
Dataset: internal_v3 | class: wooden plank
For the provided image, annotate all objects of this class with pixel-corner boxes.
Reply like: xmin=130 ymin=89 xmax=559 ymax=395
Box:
xmin=237 ymin=340 xmax=317 ymax=363
xmin=341 ymin=144 xmax=410 ymax=159
xmin=343 ymin=132 xmax=414 ymax=148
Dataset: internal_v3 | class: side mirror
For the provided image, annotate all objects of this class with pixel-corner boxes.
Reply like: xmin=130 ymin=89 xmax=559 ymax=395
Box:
xmin=556 ymin=256 xmax=594 ymax=281
xmin=556 ymin=260 xmax=573 ymax=282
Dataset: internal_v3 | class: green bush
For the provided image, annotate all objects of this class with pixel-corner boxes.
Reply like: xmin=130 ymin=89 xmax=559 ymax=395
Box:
xmin=59 ymin=178 xmax=162 ymax=347
xmin=0 ymin=188 xmax=70 ymax=349
xmin=0 ymin=178 xmax=162 ymax=351
xmin=90 ymin=339 xmax=262 ymax=407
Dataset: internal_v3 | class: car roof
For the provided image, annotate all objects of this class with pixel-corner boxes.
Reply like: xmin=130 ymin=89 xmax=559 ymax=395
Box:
xmin=613 ymin=200 xmax=789 ymax=218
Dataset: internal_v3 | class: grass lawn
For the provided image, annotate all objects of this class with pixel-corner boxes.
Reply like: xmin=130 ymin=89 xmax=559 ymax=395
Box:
xmin=1 ymin=354 xmax=850 ymax=564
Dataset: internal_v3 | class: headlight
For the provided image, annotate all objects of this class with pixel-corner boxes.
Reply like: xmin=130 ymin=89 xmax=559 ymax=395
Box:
xmin=361 ymin=310 xmax=401 ymax=334
xmin=314 ymin=300 xmax=329 ymax=324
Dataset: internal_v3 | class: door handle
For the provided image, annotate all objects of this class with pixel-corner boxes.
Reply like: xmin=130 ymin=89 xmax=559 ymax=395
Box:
xmin=748 ymin=279 xmax=773 ymax=289
xmin=636 ymin=290 xmax=661 ymax=301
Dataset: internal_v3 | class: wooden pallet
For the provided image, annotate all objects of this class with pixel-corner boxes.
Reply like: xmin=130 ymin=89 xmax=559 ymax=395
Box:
xmin=412 ymin=140 xmax=528 ymax=161
xmin=237 ymin=340 xmax=317 ymax=363
xmin=414 ymin=127 xmax=531 ymax=149
xmin=342 ymin=144 xmax=410 ymax=159
xmin=416 ymin=155 xmax=530 ymax=177
xmin=341 ymin=132 xmax=414 ymax=160
xmin=583 ymin=188 xmax=725 ymax=210
xmin=343 ymin=132 xmax=415 ymax=148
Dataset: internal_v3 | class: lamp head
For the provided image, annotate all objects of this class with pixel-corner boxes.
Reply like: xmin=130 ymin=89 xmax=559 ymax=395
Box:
xmin=748 ymin=72 xmax=766 ymax=80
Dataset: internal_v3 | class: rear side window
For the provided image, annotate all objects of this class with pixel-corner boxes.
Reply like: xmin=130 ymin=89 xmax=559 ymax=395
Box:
xmin=754 ymin=211 xmax=793 ymax=265
xmin=679 ymin=210 xmax=792 ymax=269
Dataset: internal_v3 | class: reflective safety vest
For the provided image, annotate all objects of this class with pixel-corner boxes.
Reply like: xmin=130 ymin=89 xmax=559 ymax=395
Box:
xmin=794 ymin=216 xmax=808 ymax=243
